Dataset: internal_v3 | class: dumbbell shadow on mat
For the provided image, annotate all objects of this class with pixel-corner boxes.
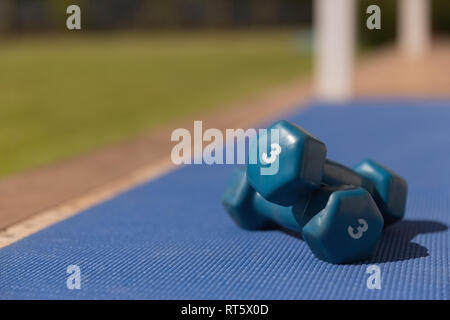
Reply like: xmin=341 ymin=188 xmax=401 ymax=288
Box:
xmin=222 ymin=166 xmax=384 ymax=264
xmin=247 ymin=120 xmax=408 ymax=226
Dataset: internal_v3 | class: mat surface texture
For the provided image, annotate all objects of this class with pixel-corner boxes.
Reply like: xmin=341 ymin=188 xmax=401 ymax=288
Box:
xmin=1 ymin=100 xmax=449 ymax=299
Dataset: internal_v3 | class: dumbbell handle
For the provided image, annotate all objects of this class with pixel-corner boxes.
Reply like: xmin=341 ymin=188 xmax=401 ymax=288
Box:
xmin=252 ymin=186 xmax=334 ymax=234
xmin=252 ymin=182 xmax=361 ymax=238
xmin=323 ymin=159 xmax=375 ymax=195
xmin=252 ymin=192 xmax=301 ymax=232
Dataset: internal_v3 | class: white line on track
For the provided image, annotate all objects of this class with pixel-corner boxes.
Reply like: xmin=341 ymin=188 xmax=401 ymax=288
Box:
xmin=0 ymin=159 xmax=175 ymax=248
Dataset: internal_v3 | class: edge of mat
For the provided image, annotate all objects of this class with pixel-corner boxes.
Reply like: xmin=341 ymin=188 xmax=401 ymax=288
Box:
xmin=0 ymin=158 xmax=175 ymax=248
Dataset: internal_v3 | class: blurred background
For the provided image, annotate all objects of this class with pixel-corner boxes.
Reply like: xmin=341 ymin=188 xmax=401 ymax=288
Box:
xmin=0 ymin=0 xmax=449 ymax=179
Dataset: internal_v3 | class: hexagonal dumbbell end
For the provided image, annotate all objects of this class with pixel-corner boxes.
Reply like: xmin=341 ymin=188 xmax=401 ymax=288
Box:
xmin=353 ymin=159 xmax=408 ymax=225
xmin=222 ymin=166 xmax=274 ymax=230
xmin=247 ymin=120 xmax=327 ymax=206
xmin=301 ymin=187 xmax=384 ymax=264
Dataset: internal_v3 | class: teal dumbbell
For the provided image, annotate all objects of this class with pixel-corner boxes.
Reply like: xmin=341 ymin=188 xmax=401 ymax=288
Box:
xmin=247 ymin=120 xmax=407 ymax=225
xmin=353 ymin=160 xmax=408 ymax=225
xmin=292 ymin=185 xmax=384 ymax=263
xmin=222 ymin=167 xmax=384 ymax=264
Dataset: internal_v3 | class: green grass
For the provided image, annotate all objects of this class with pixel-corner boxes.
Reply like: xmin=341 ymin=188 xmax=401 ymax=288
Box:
xmin=0 ymin=29 xmax=311 ymax=178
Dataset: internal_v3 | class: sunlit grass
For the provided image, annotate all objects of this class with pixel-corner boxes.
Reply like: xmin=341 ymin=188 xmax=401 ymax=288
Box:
xmin=0 ymin=29 xmax=311 ymax=177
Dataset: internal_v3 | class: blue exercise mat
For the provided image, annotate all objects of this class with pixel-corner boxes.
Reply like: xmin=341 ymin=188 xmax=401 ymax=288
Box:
xmin=1 ymin=99 xmax=449 ymax=299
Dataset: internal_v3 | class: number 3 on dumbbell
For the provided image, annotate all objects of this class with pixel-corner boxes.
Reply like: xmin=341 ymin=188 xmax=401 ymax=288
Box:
xmin=261 ymin=144 xmax=282 ymax=164
xmin=347 ymin=219 xmax=368 ymax=239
